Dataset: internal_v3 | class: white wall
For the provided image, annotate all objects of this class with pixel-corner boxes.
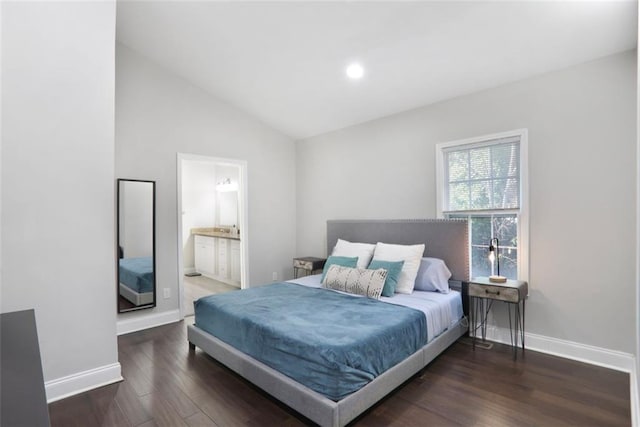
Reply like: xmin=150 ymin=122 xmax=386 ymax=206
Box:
xmin=297 ymin=51 xmax=637 ymax=355
xmin=636 ymin=8 xmax=640 ymax=419
xmin=0 ymin=3 xmax=3 ymax=297
xmin=1 ymin=1 xmax=120 ymax=400
xmin=181 ymin=160 xmax=217 ymax=271
xmin=215 ymin=165 xmax=240 ymax=227
xmin=120 ymin=180 xmax=153 ymax=258
xmin=116 ymin=44 xmax=296 ymax=322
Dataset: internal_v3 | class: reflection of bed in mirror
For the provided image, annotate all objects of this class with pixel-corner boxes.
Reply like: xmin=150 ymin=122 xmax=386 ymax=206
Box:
xmin=118 ymin=257 xmax=154 ymax=306
xmin=117 ymin=179 xmax=156 ymax=313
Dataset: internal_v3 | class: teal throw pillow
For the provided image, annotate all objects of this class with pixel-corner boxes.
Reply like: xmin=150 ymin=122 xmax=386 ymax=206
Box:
xmin=321 ymin=256 xmax=358 ymax=283
xmin=367 ymin=259 xmax=405 ymax=297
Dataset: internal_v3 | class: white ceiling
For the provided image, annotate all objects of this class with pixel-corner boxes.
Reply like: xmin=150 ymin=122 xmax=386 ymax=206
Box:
xmin=116 ymin=1 xmax=637 ymax=140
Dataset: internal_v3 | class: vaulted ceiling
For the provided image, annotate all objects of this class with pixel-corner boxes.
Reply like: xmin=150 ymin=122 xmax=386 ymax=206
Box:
xmin=116 ymin=1 xmax=637 ymax=140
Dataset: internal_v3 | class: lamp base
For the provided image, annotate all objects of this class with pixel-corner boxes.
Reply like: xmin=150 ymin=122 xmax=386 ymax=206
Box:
xmin=489 ymin=275 xmax=507 ymax=283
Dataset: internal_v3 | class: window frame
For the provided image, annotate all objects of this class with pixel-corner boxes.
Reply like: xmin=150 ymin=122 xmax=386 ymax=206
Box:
xmin=435 ymin=129 xmax=529 ymax=281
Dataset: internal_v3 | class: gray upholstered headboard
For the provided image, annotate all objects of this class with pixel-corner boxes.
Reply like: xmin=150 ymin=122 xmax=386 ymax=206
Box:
xmin=327 ymin=219 xmax=469 ymax=282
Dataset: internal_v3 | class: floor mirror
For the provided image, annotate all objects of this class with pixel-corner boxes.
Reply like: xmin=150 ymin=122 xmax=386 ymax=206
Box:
xmin=117 ymin=179 xmax=156 ymax=313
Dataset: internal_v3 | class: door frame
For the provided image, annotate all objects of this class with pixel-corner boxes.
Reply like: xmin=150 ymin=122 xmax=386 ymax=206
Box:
xmin=176 ymin=153 xmax=249 ymax=318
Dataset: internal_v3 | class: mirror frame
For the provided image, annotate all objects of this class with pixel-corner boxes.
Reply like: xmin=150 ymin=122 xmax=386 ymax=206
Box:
xmin=116 ymin=179 xmax=157 ymax=313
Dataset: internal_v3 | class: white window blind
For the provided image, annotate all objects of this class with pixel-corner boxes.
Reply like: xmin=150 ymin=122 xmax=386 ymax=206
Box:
xmin=443 ymin=136 xmax=520 ymax=213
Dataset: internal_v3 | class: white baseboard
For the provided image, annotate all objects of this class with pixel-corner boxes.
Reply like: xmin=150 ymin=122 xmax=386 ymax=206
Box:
xmin=117 ymin=309 xmax=181 ymax=336
xmin=45 ymin=363 xmax=122 ymax=403
xmin=184 ymin=267 xmax=196 ymax=275
xmin=485 ymin=326 xmax=636 ymax=372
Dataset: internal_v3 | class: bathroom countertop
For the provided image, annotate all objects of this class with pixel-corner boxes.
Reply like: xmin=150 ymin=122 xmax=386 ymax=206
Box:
xmin=191 ymin=227 xmax=240 ymax=240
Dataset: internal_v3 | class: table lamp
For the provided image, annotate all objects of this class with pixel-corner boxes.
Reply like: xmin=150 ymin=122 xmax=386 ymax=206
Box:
xmin=488 ymin=238 xmax=507 ymax=283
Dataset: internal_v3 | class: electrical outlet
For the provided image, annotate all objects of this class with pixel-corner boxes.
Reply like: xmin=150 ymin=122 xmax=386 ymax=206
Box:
xmin=272 ymin=272 xmax=278 ymax=281
xmin=163 ymin=288 xmax=171 ymax=299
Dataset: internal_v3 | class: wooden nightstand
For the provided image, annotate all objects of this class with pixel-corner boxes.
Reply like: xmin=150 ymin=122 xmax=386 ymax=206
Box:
xmin=293 ymin=257 xmax=326 ymax=279
xmin=469 ymin=277 xmax=528 ymax=359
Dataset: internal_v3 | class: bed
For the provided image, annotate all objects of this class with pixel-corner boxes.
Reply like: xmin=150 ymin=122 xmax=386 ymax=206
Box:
xmin=118 ymin=256 xmax=155 ymax=306
xmin=187 ymin=219 xmax=469 ymax=427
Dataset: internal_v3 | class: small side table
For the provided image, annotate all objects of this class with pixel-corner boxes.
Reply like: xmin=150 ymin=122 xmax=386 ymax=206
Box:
xmin=468 ymin=277 xmax=528 ymax=360
xmin=293 ymin=257 xmax=326 ymax=279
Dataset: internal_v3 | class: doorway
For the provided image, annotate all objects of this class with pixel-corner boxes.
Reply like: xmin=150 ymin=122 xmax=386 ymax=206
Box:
xmin=177 ymin=154 xmax=249 ymax=318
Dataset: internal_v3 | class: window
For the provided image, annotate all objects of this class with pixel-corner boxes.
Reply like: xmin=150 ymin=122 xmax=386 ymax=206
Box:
xmin=436 ymin=130 xmax=528 ymax=280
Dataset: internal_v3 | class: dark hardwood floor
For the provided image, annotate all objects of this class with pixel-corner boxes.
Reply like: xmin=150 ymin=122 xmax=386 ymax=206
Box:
xmin=118 ymin=295 xmax=136 ymax=311
xmin=49 ymin=320 xmax=631 ymax=426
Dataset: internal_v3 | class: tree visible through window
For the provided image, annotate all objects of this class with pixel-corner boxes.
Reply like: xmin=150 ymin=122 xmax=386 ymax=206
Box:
xmin=437 ymin=131 xmax=528 ymax=280
xmin=451 ymin=214 xmax=518 ymax=279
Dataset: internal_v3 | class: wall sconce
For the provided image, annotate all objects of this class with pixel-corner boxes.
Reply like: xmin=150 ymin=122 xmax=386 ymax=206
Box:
xmin=216 ymin=178 xmax=238 ymax=192
xmin=488 ymin=238 xmax=507 ymax=283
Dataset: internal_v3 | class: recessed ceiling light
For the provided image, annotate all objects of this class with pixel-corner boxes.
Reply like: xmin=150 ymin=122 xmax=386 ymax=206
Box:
xmin=346 ymin=63 xmax=364 ymax=80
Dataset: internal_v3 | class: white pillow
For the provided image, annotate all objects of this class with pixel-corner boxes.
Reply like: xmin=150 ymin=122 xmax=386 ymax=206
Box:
xmin=414 ymin=258 xmax=452 ymax=293
xmin=372 ymin=242 xmax=425 ymax=294
xmin=322 ymin=265 xmax=386 ymax=299
xmin=331 ymin=239 xmax=376 ymax=268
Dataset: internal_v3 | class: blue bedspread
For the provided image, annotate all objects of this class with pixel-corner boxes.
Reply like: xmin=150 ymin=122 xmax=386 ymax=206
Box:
xmin=119 ymin=257 xmax=154 ymax=293
xmin=194 ymin=282 xmax=427 ymax=401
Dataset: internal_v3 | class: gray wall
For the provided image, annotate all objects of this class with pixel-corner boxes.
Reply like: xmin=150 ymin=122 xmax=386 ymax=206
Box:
xmin=1 ymin=1 xmax=119 ymax=393
xmin=636 ymin=8 xmax=640 ymax=394
xmin=115 ymin=44 xmax=297 ymax=319
xmin=296 ymin=51 xmax=637 ymax=354
xmin=120 ymin=181 xmax=154 ymax=258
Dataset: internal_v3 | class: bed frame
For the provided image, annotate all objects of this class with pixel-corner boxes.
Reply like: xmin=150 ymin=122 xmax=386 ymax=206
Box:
xmin=119 ymin=283 xmax=154 ymax=306
xmin=187 ymin=219 xmax=469 ymax=427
